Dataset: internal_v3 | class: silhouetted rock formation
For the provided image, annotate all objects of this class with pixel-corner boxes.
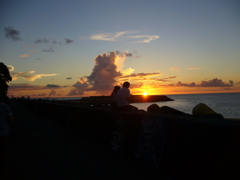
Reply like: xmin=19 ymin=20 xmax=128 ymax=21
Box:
xmin=78 ymin=95 xmax=173 ymax=104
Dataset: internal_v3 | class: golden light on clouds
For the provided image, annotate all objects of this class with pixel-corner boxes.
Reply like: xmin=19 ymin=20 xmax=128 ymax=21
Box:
xmin=18 ymin=54 xmax=30 ymax=57
xmin=187 ymin=68 xmax=203 ymax=70
xmin=170 ymin=67 xmax=179 ymax=71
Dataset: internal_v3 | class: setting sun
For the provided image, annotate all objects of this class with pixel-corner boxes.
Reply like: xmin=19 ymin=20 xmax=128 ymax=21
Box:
xmin=143 ymin=92 xmax=148 ymax=96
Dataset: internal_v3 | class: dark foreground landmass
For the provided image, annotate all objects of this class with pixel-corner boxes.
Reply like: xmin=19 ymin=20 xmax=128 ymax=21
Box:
xmin=5 ymin=102 xmax=169 ymax=180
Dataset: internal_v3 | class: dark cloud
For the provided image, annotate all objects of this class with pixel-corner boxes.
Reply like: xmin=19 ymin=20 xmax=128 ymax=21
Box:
xmin=176 ymin=78 xmax=233 ymax=87
xmin=66 ymin=77 xmax=72 ymax=80
xmin=8 ymin=83 xmax=43 ymax=90
xmin=35 ymin=58 xmax=43 ymax=60
xmin=115 ymin=51 xmax=132 ymax=57
xmin=35 ymin=38 xmax=49 ymax=43
xmin=46 ymin=84 xmax=61 ymax=88
xmin=199 ymin=79 xmax=233 ymax=87
xmin=65 ymin=38 xmax=73 ymax=44
xmin=31 ymin=93 xmax=47 ymax=97
xmin=176 ymin=81 xmax=196 ymax=87
xmin=42 ymin=47 xmax=54 ymax=52
xmin=48 ymin=90 xmax=57 ymax=96
xmin=4 ymin=26 xmax=21 ymax=41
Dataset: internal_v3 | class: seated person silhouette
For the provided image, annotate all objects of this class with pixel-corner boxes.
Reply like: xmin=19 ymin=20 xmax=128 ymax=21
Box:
xmin=110 ymin=86 xmax=120 ymax=110
xmin=116 ymin=82 xmax=138 ymax=111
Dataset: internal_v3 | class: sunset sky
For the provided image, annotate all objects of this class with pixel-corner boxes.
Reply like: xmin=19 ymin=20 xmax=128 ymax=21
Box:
xmin=1 ymin=0 xmax=240 ymax=98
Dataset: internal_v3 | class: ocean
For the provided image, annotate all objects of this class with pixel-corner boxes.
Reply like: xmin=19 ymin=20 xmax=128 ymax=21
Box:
xmin=45 ymin=93 xmax=240 ymax=119
xmin=132 ymin=93 xmax=240 ymax=119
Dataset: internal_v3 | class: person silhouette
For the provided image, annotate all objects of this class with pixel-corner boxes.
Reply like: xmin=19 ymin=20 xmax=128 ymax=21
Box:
xmin=110 ymin=86 xmax=120 ymax=110
xmin=116 ymin=82 xmax=138 ymax=111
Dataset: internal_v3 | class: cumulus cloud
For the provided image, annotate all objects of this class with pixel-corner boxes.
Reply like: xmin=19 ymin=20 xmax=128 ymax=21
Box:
xmin=87 ymin=51 xmax=122 ymax=92
xmin=69 ymin=51 xmax=128 ymax=95
xmin=11 ymin=71 xmax=57 ymax=81
xmin=18 ymin=54 xmax=30 ymax=57
xmin=68 ymin=77 xmax=89 ymax=95
xmin=4 ymin=26 xmax=21 ymax=41
xmin=122 ymin=68 xmax=135 ymax=76
xmin=42 ymin=47 xmax=54 ymax=52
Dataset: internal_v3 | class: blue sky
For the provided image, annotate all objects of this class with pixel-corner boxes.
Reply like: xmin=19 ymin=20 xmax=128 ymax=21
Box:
xmin=1 ymin=0 xmax=240 ymax=97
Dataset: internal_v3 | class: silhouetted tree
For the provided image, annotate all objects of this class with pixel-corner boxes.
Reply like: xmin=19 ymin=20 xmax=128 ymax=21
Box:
xmin=0 ymin=62 xmax=12 ymax=102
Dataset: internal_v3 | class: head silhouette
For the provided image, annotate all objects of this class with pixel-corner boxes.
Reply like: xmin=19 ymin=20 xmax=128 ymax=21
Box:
xmin=123 ymin=81 xmax=130 ymax=88
xmin=113 ymin=86 xmax=120 ymax=93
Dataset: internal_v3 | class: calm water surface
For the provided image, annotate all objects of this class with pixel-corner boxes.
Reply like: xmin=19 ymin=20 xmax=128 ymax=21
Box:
xmin=132 ymin=93 xmax=240 ymax=119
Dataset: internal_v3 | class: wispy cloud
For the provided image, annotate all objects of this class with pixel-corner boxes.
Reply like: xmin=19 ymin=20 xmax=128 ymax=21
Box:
xmin=121 ymin=72 xmax=162 ymax=79
xmin=11 ymin=71 xmax=57 ymax=81
xmin=90 ymin=32 xmax=124 ymax=41
xmin=18 ymin=54 xmax=30 ymax=57
xmin=187 ymin=68 xmax=203 ymax=70
xmin=170 ymin=67 xmax=180 ymax=71
xmin=90 ymin=31 xmax=159 ymax=43
xmin=128 ymin=35 xmax=160 ymax=43
xmin=4 ymin=26 xmax=21 ymax=41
